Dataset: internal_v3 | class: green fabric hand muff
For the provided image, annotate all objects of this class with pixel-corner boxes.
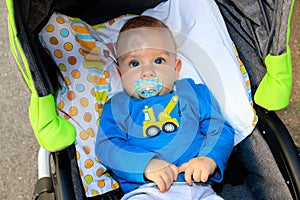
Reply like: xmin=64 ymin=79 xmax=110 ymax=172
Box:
xmin=29 ymin=93 xmax=76 ymax=152
xmin=254 ymin=51 xmax=292 ymax=111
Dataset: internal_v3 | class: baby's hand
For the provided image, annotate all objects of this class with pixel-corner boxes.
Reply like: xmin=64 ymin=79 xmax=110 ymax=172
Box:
xmin=178 ymin=156 xmax=217 ymax=185
xmin=144 ymin=158 xmax=179 ymax=192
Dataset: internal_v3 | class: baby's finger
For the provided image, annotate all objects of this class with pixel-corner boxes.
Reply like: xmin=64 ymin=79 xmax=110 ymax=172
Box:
xmin=170 ymin=164 xmax=179 ymax=181
xmin=184 ymin=167 xmax=194 ymax=186
xmin=200 ymin=170 xmax=209 ymax=182
xmin=178 ymin=163 xmax=187 ymax=173
xmin=193 ymin=169 xmax=202 ymax=182
xmin=160 ymin=173 xmax=173 ymax=192
xmin=156 ymin=176 xmax=167 ymax=192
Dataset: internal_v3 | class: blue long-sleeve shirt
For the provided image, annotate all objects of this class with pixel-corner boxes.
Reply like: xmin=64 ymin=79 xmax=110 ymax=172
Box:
xmin=96 ymin=78 xmax=234 ymax=193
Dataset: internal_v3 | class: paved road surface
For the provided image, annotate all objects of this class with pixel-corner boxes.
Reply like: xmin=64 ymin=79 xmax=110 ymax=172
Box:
xmin=0 ymin=0 xmax=299 ymax=199
xmin=1 ymin=0 xmax=39 ymax=199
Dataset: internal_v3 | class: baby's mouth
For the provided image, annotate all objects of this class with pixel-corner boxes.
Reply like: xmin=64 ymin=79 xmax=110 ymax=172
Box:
xmin=134 ymin=77 xmax=162 ymax=98
xmin=140 ymin=85 xmax=159 ymax=98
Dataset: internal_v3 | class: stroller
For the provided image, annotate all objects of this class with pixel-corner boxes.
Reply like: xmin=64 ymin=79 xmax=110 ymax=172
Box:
xmin=6 ymin=0 xmax=300 ymax=199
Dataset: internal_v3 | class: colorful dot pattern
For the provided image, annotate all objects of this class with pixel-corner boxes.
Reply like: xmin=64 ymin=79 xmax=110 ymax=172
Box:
xmin=39 ymin=13 xmax=127 ymax=197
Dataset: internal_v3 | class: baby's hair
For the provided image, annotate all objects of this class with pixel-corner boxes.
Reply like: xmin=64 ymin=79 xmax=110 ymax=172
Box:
xmin=116 ymin=15 xmax=177 ymax=61
xmin=119 ymin=16 xmax=170 ymax=33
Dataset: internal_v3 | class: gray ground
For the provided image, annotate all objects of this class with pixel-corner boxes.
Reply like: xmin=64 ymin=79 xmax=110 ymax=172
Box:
xmin=0 ymin=0 xmax=299 ymax=199
xmin=0 ymin=1 xmax=39 ymax=199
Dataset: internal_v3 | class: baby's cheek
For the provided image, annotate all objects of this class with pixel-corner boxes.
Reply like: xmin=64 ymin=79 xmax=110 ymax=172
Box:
xmin=159 ymin=86 xmax=173 ymax=95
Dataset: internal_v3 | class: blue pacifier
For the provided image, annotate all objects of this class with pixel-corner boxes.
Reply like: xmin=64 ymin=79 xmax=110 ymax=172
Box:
xmin=134 ymin=77 xmax=163 ymax=98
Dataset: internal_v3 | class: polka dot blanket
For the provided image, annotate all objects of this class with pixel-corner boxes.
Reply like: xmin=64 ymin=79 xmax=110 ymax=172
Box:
xmin=39 ymin=14 xmax=125 ymax=196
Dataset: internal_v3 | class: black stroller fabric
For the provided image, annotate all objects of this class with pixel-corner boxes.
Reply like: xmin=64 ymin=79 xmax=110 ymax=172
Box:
xmin=216 ymin=0 xmax=291 ymax=89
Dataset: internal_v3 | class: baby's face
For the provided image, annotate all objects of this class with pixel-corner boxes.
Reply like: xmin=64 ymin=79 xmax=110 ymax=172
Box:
xmin=118 ymin=48 xmax=181 ymax=99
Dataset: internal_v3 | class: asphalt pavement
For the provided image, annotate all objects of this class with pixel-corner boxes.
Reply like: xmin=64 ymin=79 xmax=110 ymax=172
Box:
xmin=0 ymin=0 xmax=299 ymax=199
xmin=1 ymin=1 xmax=39 ymax=199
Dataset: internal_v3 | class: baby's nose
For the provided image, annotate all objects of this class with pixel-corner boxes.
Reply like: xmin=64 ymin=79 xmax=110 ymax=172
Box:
xmin=141 ymin=64 xmax=155 ymax=79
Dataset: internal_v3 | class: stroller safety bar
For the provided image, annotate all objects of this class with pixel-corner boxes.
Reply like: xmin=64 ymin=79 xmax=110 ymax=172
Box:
xmin=38 ymin=148 xmax=51 ymax=179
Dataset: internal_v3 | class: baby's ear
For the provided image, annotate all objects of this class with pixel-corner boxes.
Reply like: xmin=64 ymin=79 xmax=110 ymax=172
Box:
xmin=175 ymin=59 xmax=182 ymax=80
xmin=175 ymin=59 xmax=182 ymax=72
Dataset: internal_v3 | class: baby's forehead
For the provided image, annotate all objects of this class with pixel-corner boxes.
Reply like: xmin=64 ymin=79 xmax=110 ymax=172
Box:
xmin=118 ymin=48 xmax=174 ymax=61
xmin=116 ymin=27 xmax=176 ymax=58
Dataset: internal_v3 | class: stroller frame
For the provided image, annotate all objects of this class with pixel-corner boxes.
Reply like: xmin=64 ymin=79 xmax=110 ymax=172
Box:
xmin=6 ymin=0 xmax=300 ymax=199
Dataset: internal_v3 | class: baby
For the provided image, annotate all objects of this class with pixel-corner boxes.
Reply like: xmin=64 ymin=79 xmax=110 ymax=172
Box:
xmin=96 ymin=16 xmax=234 ymax=200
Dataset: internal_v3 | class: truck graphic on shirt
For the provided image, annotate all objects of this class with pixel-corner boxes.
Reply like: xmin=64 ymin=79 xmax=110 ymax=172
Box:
xmin=143 ymin=96 xmax=179 ymax=137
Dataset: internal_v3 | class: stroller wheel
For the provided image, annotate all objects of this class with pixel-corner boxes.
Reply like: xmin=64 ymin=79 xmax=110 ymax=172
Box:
xmin=34 ymin=177 xmax=55 ymax=200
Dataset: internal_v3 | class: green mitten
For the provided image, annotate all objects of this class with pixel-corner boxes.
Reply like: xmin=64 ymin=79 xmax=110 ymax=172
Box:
xmin=29 ymin=93 xmax=76 ymax=152
xmin=254 ymin=51 xmax=292 ymax=110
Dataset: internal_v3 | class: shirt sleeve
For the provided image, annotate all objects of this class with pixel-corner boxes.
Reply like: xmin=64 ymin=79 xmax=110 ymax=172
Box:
xmin=195 ymin=82 xmax=235 ymax=183
xmin=95 ymin=95 xmax=156 ymax=183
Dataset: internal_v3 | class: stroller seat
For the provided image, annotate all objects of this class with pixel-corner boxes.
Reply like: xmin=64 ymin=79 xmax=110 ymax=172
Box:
xmin=38 ymin=0 xmax=258 ymax=197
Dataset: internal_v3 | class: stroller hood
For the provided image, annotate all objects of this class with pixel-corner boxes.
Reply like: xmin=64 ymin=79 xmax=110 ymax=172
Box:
xmin=7 ymin=0 xmax=294 ymax=110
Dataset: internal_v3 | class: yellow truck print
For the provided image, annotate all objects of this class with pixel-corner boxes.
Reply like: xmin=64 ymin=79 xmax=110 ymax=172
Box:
xmin=143 ymin=96 xmax=179 ymax=137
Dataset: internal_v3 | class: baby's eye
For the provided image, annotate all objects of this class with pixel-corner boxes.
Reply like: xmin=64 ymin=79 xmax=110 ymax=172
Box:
xmin=129 ymin=60 xmax=140 ymax=67
xmin=154 ymin=58 xmax=165 ymax=65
